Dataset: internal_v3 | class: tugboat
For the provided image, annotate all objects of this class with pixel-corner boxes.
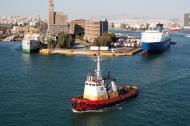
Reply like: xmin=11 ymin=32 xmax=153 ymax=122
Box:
xmin=70 ymin=56 xmax=138 ymax=112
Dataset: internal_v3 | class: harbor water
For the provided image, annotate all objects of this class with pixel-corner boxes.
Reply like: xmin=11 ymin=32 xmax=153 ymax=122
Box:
xmin=0 ymin=32 xmax=190 ymax=126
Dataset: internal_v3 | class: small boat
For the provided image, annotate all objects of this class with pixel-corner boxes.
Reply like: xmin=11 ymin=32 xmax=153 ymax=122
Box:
xmin=70 ymin=56 xmax=138 ymax=112
xmin=170 ymin=40 xmax=177 ymax=45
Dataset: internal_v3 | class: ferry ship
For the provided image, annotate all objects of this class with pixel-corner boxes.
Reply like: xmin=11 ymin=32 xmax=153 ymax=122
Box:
xmin=70 ymin=56 xmax=138 ymax=112
xmin=141 ymin=24 xmax=171 ymax=54
xmin=22 ymin=33 xmax=41 ymax=53
xmin=169 ymin=24 xmax=180 ymax=32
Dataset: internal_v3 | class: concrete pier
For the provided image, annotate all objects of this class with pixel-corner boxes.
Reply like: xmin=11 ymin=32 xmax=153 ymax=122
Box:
xmin=40 ymin=47 xmax=143 ymax=56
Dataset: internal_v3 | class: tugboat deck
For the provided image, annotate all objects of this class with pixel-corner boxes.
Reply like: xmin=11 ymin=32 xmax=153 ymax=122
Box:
xmin=71 ymin=85 xmax=138 ymax=105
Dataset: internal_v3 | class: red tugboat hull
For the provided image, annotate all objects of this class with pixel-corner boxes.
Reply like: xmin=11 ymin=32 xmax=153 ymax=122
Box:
xmin=71 ymin=85 xmax=138 ymax=112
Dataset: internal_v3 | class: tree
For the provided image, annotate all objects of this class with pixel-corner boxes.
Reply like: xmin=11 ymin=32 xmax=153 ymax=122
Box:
xmin=56 ymin=32 xmax=75 ymax=49
xmin=75 ymin=34 xmax=84 ymax=41
xmin=93 ymin=33 xmax=116 ymax=47
xmin=65 ymin=35 xmax=74 ymax=49
xmin=57 ymin=32 xmax=65 ymax=48
xmin=47 ymin=38 xmax=53 ymax=49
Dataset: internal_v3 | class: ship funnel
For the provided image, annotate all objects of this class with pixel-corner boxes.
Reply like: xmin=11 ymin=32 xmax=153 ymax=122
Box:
xmin=156 ymin=23 xmax=164 ymax=32
xmin=111 ymin=80 xmax=117 ymax=92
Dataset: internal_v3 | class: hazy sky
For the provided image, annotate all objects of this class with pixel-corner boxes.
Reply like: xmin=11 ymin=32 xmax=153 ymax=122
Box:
xmin=1 ymin=0 xmax=190 ymax=20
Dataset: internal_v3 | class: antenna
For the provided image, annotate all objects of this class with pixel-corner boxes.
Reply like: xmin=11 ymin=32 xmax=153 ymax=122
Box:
xmin=96 ymin=55 xmax=102 ymax=79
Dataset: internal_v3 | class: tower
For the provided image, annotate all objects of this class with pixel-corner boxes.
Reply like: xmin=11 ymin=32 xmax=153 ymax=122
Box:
xmin=48 ymin=0 xmax=69 ymax=35
xmin=184 ymin=13 xmax=190 ymax=27
xmin=48 ymin=0 xmax=54 ymax=25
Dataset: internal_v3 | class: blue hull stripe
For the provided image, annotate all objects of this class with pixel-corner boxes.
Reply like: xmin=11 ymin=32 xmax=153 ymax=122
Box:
xmin=142 ymin=38 xmax=171 ymax=53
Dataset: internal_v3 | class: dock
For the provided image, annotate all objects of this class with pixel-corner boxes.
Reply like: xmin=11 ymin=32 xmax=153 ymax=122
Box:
xmin=40 ymin=47 xmax=143 ymax=56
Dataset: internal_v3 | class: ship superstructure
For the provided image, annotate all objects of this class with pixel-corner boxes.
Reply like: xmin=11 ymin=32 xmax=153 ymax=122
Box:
xmin=83 ymin=56 xmax=119 ymax=101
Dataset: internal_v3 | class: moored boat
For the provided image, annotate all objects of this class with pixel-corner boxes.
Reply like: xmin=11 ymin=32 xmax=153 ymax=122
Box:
xmin=22 ymin=33 xmax=41 ymax=53
xmin=169 ymin=24 xmax=181 ymax=32
xmin=70 ymin=56 xmax=138 ymax=112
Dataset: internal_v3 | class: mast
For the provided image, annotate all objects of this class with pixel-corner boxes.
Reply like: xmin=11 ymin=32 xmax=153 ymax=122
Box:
xmin=96 ymin=55 xmax=101 ymax=79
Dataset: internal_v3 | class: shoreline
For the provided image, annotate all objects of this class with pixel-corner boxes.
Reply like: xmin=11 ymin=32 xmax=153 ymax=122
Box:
xmin=109 ymin=28 xmax=144 ymax=32
xmin=0 ymin=41 xmax=22 ymax=42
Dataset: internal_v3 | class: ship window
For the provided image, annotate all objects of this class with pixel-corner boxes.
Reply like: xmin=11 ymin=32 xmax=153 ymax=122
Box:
xmin=86 ymin=83 xmax=88 ymax=85
xmin=92 ymin=84 xmax=95 ymax=86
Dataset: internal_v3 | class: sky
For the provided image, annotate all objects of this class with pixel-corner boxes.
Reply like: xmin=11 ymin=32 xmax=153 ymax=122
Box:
xmin=1 ymin=0 xmax=190 ymax=20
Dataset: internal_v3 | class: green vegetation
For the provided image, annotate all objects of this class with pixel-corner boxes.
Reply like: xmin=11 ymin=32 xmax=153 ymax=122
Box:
xmin=56 ymin=32 xmax=75 ymax=49
xmin=47 ymin=38 xmax=53 ymax=49
xmin=75 ymin=34 xmax=84 ymax=41
xmin=93 ymin=33 xmax=116 ymax=47
xmin=57 ymin=33 xmax=65 ymax=48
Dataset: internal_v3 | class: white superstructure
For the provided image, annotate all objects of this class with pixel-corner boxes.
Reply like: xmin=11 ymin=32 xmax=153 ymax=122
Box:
xmin=83 ymin=56 xmax=108 ymax=100
xmin=141 ymin=30 xmax=170 ymax=43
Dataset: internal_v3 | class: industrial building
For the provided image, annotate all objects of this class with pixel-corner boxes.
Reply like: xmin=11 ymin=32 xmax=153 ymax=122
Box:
xmin=70 ymin=19 xmax=86 ymax=36
xmin=184 ymin=13 xmax=190 ymax=29
xmin=48 ymin=0 xmax=68 ymax=35
xmin=70 ymin=19 xmax=108 ymax=42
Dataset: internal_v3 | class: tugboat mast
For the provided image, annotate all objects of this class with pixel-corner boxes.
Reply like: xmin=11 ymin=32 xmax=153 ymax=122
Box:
xmin=96 ymin=55 xmax=101 ymax=80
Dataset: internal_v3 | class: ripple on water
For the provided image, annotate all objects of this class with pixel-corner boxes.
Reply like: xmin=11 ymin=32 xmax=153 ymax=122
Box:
xmin=0 ymin=34 xmax=190 ymax=126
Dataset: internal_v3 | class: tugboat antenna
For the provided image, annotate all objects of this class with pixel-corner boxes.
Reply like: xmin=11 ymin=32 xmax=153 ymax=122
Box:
xmin=96 ymin=55 xmax=101 ymax=79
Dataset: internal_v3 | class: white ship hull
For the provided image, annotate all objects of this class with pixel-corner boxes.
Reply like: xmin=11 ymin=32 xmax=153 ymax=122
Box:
xmin=22 ymin=40 xmax=40 ymax=53
xmin=141 ymin=24 xmax=171 ymax=54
